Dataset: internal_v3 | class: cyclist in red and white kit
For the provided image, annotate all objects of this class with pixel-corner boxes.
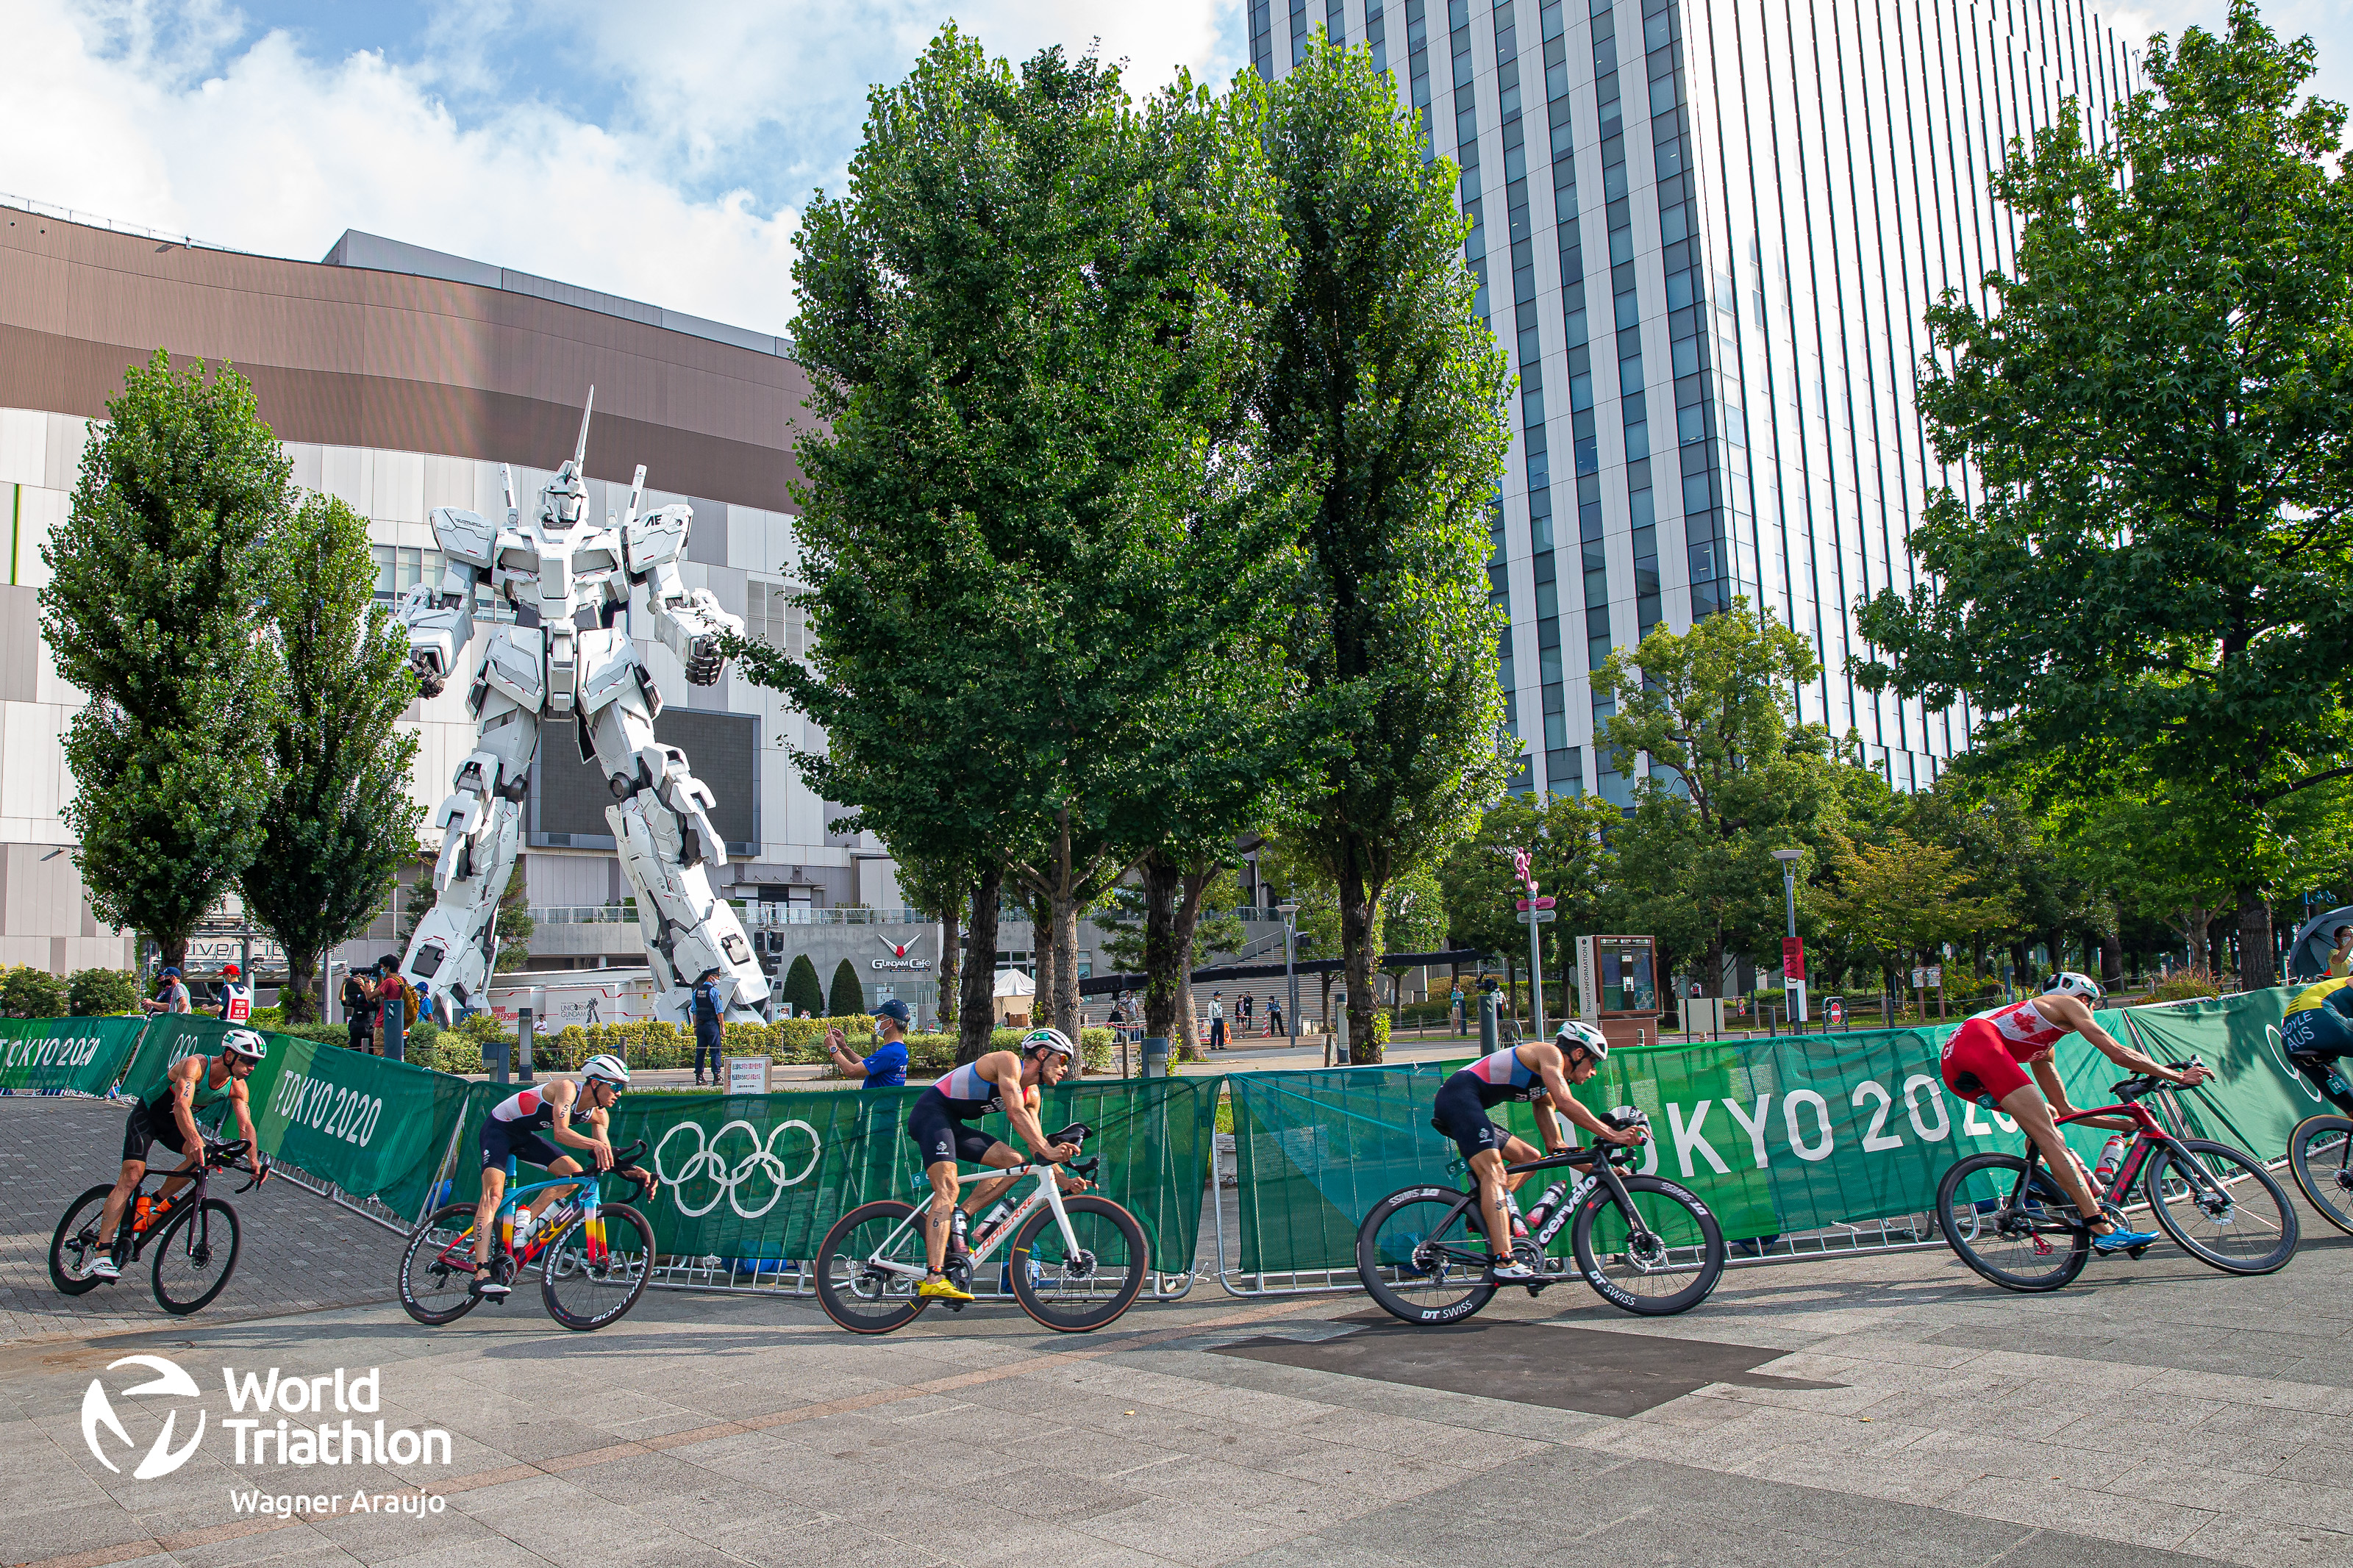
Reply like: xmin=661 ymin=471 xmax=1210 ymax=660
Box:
xmin=469 ymin=1053 xmax=657 ymax=1297
xmin=1942 ymin=973 xmax=2207 ymax=1253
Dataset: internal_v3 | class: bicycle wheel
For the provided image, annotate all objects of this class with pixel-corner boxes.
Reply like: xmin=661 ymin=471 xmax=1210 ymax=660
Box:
xmin=2288 ymin=1114 xmax=2353 ymax=1236
xmin=814 ymin=1200 xmax=929 ymax=1335
xmin=49 ymin=1184 xmax=116 ymax=1295
xmin=540 ymin=1203 xmax=657 ymax=1331
xmin=1009 ymin=1195 xmax=1149 ymax=1333
xmin=151 ymin=1199 xmax=240 ymax=1314
xmin=399 ymin=1204 xmax=484 ymax=1325
xmin=2143 ymin=1138 xmax=2299 ymax=1275
xmin=1569 ymin=1174 xmax=1727 ymax=1316
xmin=1935 ymin=1153 xmax=2089 ymax=1292
xmin=1354 ymin=1186 xmax=1496 ymax=1325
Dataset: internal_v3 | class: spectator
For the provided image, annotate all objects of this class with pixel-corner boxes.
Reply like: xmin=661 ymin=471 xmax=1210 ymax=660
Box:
xmin=826 ymin=998 xmax=910 ymax=1089
xmin=374 ymin=962 xmax=417 ymax=1053
xmin=2331 ymin=925 xmax=2353 ymax=978
xmin=140 ymin=965 xmax=192 ymax=1014
xmin=215 ymin=963 xmax=253 ymax=1023
xmin=1238 ymin=993 xmax=1254 ymax=1035
xmin=1208 ymin=992 xmax=1227 ymax=1052
xmin=341 ymin=967 xmax=379 ymax=1054
xmin=1268 ymin=997 xmax=1284 ymax=1038
xmin=691 ymin=966 xmax=726 ymax=1086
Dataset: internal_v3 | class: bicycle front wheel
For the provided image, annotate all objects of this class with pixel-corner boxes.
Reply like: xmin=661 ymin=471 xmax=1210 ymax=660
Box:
xmin=1354 ymin=1186 xmax=1496 ymax=1325
xmin=151 ymin=1199 xmax=240 ymax=1314
xmin=541 ymin=1203 xmax=657 ymax=1330
xmin=1570 ymin=1174 xmax=1726 ymax=1315
xmin=2143 ymin=1139 xmax=2299 ymax=1275
xmin=1009 ymin=1195 xmax=1149 ymax=1333
xmin=814 ymin=1200 xmax=929 ymax=1335
xmin=399 ymin=1204 xmax=482 ymax=1325
xmin=49 ymin=1184 xmax=115 ymax=1295
xmin=2288 ymin=1114 xmax=2353 ymax=1236
xmin=1935 ymin=1153 xmax=2088 ymax=1292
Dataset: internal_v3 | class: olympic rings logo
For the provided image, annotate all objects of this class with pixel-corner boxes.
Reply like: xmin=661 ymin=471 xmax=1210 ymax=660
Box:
xmin=654 ymin=1119 xmax=824 ymax=1218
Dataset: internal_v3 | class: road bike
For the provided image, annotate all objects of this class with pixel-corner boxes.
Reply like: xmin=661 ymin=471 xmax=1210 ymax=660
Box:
xmin=398 ymin=1138 xmax=659 ymax=1331
xmin=2279 ymin=1048 xmax=2353 ymax=1235
xmin=50 ymin=1137 xmax=268 ymax=1314
xmin=1935 ymin=1062 xmax=2298 ymax=1292
xmin=813 ymin=1123 xmax=1149 ymax=1335
xmin=1355 ymin=1110 xmax=1727 ymax=1323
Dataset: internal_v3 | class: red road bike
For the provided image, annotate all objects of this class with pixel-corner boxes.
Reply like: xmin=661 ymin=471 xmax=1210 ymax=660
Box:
xmin=1936 ymin=1064 xmax=2297 ymax=1292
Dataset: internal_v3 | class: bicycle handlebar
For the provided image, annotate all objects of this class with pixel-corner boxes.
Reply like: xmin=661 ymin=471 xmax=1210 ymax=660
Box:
xmin=606 ymin=1138 xmax=652 ymax=1203
xmin=2110 ymin=1058 xmax=2204 ymax=1101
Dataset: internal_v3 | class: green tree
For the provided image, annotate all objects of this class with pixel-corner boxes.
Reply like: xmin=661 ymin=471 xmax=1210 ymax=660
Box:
xmin=737 ymin=34 xmax=1295 ymax=1059
xmin=826 ymin=958 xmax=865 ymax=1020
xmin=1379 ymin=860 xmax=1449 ymax=1019
xmin=1600 ymin=603 xmax=1844 ymax=997
xmin=1854 ymin=4 xmax=2353 ymax=989
xmin=1438 ymin=790 xmax=1621 ymax=1009
xmin=781 ymin=953 xmax=826 ymax=1019
xmin=40 ymin=352 xmax=288 ymax=972
xmin=1818 ymin=831 xmax=2012 ymax=1003
xmin=1253 ymin=37 xmax=1514 ymax=1062
xmin=0 ymin=965 xmax=69 ymax=1018
xmin=891 ymin=845 xmax=979 ymax=1034
xmin=238 ymin=494 xmax=424 ymax=1023
xmin=68 ymin=967 xmax=141 ymax=1016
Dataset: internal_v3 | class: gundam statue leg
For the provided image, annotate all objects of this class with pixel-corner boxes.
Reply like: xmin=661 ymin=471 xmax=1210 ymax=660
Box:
xmin=580 ymin=639 xmax=770 ymax=1025
xmin=400 ymin=683 xmax=539 ymax=1022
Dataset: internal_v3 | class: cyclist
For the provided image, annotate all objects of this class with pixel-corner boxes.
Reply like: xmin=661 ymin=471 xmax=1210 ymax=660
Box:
xmin=905 ymin=1025 xmax=1085 ymax=1302
xmin=2282 ymin=973 xmax=2353 ymax=1062
xmin=1431 ymin=1021 xmax=1646 ymax=1282
xmin=90 ymin=1028 xmax=268 ymax=1278
xmin=1943 ymin=973 xmax=2209 ymax=1253
xmin=469 ymin=1053 xmax=657 ymax=1298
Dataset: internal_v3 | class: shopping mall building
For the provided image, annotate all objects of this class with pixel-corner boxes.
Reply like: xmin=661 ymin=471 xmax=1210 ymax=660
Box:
xmin=0 ymin=204 xmax=947 ymax=1011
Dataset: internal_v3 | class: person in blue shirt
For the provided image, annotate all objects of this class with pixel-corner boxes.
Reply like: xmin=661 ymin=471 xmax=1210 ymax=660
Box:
xmin=826 ymin=998 xmax=910 ymax=1089
xmin=690 ymin=967 xmax=726 ymax=1086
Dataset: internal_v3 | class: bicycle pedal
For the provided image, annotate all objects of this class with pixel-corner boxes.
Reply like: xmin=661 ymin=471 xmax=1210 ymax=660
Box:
xmin=2127 ymin=1245 xmax=2148 ymax=1259
xmin=1524 ymin=1285 xmax=1543 ymax=1297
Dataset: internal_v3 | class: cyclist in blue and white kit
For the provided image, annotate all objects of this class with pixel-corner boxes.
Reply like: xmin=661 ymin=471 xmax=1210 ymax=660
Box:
xmin=1431 ymin=1022 xmax=1645 ymax=1281
xmin=905 ymin=1028 xmax=1084 ymax=1301
xmin=468 ymin=1053 xmax=657 ymax=1298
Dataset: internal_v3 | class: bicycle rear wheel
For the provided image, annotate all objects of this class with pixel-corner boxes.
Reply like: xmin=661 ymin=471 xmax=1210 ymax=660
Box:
xmin=1569 ymin=1174 xmax=1726 ymax=1315
xmin=1354 ymin=1186 xmax=1496 ymax=1325
xmin=541 ymin=1203 xmax=657 ymax=1330
xmin=1009 ymin=1195 xmax=1149 ymax=1333
xmin=814 ymin=1200 xmax=929 ymax=1335
xmin=2143 ymin=1139 xmax=2299 ymax=1275
xmin=49 ymin=1184 xmax=115 ymax=1295
xmin=2288 ymin=1114 xmax=2353 ymax=1236
xmin=1935 ymin=1153 xmax=2088 ymax=1292
xmin=151 ymin=1199 xmax=240 ymax=1314
xmin=399 ymin=1204 xmax=482 ymax=1325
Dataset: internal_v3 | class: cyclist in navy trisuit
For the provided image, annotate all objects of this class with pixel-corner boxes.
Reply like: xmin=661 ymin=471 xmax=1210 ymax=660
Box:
xmin=1431 ymin=1021 xmax=1645 ymax=1281
xmin=469 ymin=1052 xmax=657 ymax=1297
xmin=905 ymin=1027 xmax=1085 ymax=1301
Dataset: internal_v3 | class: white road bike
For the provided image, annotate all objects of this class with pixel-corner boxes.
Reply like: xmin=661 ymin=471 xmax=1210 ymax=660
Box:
xmin=813 ymin=1123 xmax=1149 ymax=1334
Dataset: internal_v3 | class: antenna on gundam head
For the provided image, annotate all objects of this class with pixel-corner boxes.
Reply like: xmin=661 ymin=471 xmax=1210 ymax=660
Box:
xmin=501 ymin=464 xmax=518 ymax=526
xmin=569 ymin=386 xmax=595 ymax=478
xmin=625 ymin=464 xmax=647 ymax=531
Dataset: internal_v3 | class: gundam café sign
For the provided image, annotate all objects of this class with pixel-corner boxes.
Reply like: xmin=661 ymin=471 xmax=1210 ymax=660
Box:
xmin=870 ymin=933 xmax=932 ymax=973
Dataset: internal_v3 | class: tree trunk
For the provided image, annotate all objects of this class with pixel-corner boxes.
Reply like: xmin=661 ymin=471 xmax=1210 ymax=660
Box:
xmin=1031 ymin=888 xmax=1060 ymax=1032
xmin=1140 ymin=853 xmax=1181 ymax=1042
xmin=2099 ymin=929 xmax=2124 ymax=992
xmin=1338 ymin=869 xmax=1382 ymax=1065
xmin=281 ymin=949 xmax=319 ymax=1023
xmin=957 ymin=864 xmax=1001 ymax=1064
xmin=1053 ymin=890 xmax=1082 ymax=1054
xmin=1171 ymin=861 xmax=1213 ymax=1061
xmin=936 ymin=900 xmax=961 ymax=1033
xmin=158 ymin=933 xmax=188 ymax=974
xmin=2238 ymin=883 xmax=2275 ymax=990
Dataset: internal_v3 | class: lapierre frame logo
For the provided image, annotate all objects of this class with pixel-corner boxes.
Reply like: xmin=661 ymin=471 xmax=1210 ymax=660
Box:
xmin=77 ymin=1353 xmax=454 ymax=1517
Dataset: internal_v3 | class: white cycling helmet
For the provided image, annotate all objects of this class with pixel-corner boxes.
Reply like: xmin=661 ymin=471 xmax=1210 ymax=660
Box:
xmin=580 ymin=1053 xmax=632 ymax=1086
xmin=1021 ymin=1027 xmax=1076 ymax=1060
xmin=221 ymin=1028 xmax=268 ymax=1061
xmin=2043 ymin=971 xmax=2103 ymax=1003
xmin=1554 ymin=1020 xmax=1610 ymax=1059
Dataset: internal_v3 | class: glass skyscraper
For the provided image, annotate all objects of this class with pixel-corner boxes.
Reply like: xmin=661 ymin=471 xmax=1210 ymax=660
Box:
xmin=1252 ymin=0 xmax=2136 ymax=801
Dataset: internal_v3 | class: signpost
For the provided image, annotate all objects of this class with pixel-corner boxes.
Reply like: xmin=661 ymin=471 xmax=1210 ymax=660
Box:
xmin=1771 ymin=848 xmax=1807 ymax=1023
xmin=1508 ymin=851 xmax=1551 ymax=1041
xmin=726 ymin=1055 xmax=772 ymax=1095
xmin=1827 ymin=997 xmax=1845 ymax=1029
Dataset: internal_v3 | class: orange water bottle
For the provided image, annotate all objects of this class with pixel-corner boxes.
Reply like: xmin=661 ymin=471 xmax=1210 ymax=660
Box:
xmin=133 ymin=1195 xmax=152 ymax=1231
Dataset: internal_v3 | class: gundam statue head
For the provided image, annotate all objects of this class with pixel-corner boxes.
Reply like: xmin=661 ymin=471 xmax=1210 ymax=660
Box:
xmin=392 ymin=389 xmax=770 ymax=1027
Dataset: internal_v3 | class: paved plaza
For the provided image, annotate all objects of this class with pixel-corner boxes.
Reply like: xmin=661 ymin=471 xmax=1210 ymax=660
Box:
xmin=6 ymin=1095 xmax=2353 ymax=1568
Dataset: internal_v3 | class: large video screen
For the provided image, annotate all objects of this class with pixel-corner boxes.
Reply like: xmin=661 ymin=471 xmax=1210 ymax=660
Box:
xmin=532 ymin=708 xmax=759 ymax=856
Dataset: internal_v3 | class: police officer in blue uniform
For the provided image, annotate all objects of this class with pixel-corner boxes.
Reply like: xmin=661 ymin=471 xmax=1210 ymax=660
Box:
xmin=691 ymin=967 xmax=726 ymax=1086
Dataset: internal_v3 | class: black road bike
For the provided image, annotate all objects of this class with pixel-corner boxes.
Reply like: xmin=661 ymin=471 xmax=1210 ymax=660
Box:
xmin=2281 ymin=1045 xmax=2353 ymax=1236
xmin=1936 ymin=1064 xmax=2297 ymax=1292
xmin=51 ymin=1138 xmax=268 ymax=1314
xmin=1356 ymin=1112 xmax=1727 ymax=1323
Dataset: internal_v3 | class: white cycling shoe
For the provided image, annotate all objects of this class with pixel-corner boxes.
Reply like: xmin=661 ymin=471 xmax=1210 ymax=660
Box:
xmin=1488 ymin=1257 xmax=1538 ymax=1282
xmin=88 ymin=1254 xmax=121 ymax=1281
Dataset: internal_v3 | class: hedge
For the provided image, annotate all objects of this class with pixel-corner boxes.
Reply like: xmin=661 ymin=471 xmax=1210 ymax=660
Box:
xmin=533 ymin=1020 xmax=1115 ymax=1077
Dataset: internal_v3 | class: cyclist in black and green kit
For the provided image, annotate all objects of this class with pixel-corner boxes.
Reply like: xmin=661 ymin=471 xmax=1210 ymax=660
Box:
xmin=89 ymin=1028 xmax=268 ymax=1279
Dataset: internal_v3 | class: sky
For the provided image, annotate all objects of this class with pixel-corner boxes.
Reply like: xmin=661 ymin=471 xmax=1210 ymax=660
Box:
xmin=0 ymin=0 xmax=2344 ymax=342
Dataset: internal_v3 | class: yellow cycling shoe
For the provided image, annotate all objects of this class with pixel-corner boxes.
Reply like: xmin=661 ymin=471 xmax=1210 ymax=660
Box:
xmin=918 ymin=1274 xmax=975 ymax=1302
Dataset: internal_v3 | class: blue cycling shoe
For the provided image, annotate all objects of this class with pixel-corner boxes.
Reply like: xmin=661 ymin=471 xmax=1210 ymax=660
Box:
xmin=2091 ymin=1225 xmax=2159 ymax=1253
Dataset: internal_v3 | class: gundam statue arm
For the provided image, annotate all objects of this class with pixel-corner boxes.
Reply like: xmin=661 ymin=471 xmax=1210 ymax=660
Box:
xmin=393 ymin=395 xmax=771 ymax=1027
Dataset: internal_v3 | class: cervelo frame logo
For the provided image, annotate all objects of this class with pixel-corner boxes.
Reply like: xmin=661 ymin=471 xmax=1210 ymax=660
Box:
xmin=4 ymin=1031 xmax=110 ymax=1071
xmin=83 ymin=1355 xmax=206 ymax=1479
xmin=656 ymin=1118 xmax=823 ymax=1217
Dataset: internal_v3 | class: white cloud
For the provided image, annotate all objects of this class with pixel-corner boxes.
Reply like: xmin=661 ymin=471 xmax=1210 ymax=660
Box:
xmin=2103 ymin=0 xmax=2353 ymax=113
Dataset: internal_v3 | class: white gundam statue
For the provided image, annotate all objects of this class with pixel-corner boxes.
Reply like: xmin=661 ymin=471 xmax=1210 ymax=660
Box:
xmin=393 ymin=391 xmax=769 ymax=1024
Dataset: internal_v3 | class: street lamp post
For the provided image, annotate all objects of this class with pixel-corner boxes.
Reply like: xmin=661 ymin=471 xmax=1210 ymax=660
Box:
xmin=1771 ymin=848 xmax=1807 ymax=1025
xmin=1283 ymin=908 xmax=1306 ymax=1058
